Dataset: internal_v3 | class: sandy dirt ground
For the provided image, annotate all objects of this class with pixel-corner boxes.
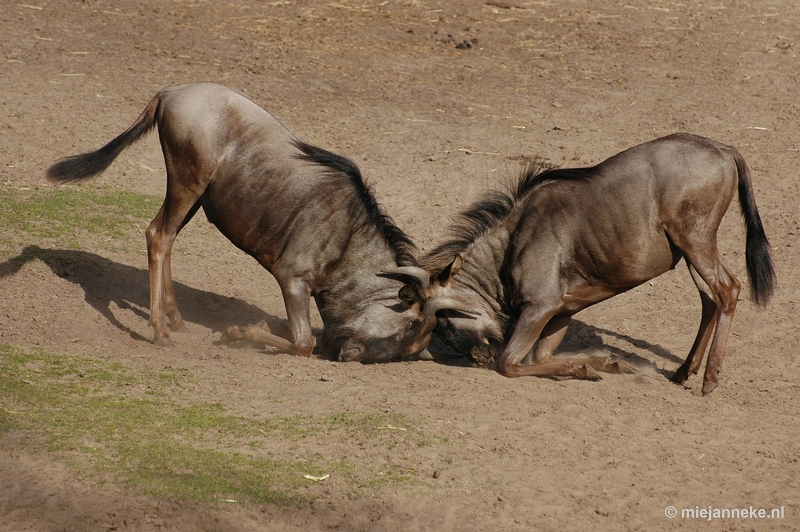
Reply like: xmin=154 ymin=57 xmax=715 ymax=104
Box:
xmin=1 ymin=0 xmax=799 ymax=530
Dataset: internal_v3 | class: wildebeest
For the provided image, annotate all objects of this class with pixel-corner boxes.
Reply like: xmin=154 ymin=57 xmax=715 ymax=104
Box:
xmin=421 ymin=133 xmax=775 ymax=395
xmin=46 ymin=82 xmax=468 ymax=362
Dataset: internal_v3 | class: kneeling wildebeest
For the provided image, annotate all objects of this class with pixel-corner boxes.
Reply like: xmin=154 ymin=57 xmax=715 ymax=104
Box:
xmin=47 ymin=82 xmax=468 ymax=361
xmin=421 ymin=133 xmax=775 ymax=395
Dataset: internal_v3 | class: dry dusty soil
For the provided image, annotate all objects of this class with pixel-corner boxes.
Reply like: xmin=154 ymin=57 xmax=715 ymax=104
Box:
xmin=1 ymin=0 xmax=800 ymax=530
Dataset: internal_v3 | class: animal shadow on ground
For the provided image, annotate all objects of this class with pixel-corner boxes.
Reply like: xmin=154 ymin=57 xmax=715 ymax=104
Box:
xmin=430 ymin=318 xmax=681 ymax=378
xmin=0 ymin=245 xmax=300 ymax=347
xmin=1 ymin=245 xmax=681 ymax=375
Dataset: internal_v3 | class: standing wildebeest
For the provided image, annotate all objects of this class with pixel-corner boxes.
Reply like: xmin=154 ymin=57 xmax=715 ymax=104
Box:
xmin=46 ymin=82 xmax=466 ymax=362
xmin=421 ymin=133 xmax=775 ymax=395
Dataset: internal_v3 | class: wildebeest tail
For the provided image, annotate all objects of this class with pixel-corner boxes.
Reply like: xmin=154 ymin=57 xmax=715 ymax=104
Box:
xmin=734 ymin=150 xmax=776 ymax=306
xmin=46 ymin=94 xmax=161 ymax=182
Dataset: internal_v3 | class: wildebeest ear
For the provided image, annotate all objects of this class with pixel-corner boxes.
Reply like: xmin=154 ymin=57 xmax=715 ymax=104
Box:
xmin=398 ymin=285 xmax=420 ymax=306
xmin=437 ymin=254 xmax=463 ymax=286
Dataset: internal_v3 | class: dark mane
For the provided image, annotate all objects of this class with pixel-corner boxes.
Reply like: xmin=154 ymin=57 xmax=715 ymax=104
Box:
xmin=293 ymin=140 xmax=418 ymax=266
xmin=421 ymin=160 xmax=593 ymax=270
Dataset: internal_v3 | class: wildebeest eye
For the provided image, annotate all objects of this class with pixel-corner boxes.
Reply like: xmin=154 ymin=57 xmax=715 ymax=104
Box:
xmin=407 ymin=319 xmax=421 ymax=331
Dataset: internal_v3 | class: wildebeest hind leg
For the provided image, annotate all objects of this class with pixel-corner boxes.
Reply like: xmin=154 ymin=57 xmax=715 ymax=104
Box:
xmin=677 ymin=249 xmax=741 ymax=395
xmin=162 ymin=245 xmax=190 ymax=332
xmin=162 ymin=200 xmax=202 ymax=333
xmin=145 ymin=179 xmax=205 ymax=346
xmin=146 ymin=205 xmax=171 ymax=346
xmin=700 ymin=259 xmax=740 ymax=395
xmin=672 ymin=263 xmax=717 ymax=385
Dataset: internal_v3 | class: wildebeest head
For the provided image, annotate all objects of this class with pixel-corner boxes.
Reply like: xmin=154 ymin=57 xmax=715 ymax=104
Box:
xmin=422 ymin=254 xmax=506 ymax=366
xmin=333 ymin=267 xmax=480 ymax=363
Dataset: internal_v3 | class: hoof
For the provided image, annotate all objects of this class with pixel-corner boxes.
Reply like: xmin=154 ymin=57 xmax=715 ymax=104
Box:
xmin=607 ymin=359 xmax=637 ymax=375
xmin=670 ymin=366 xmax=690 ymax=384
xmin=613 ymin=360 xmax=637 ymax=375
xmin=580 ymin=365 xmax=603 ymax=381
xmin=290 ymin=346 xmax=314 ymax=358
xmin=152 ymin=336 xmax=172 ymax=347
xmin=702 ymin=381 xmax=719 ymax=396
xmin=170 ymin=322 xmax=190 ymax=333
xmin=416 ymin=349 xmax=434 ymax=361
xmin=220 ymin=325 xmax=245 ymax=344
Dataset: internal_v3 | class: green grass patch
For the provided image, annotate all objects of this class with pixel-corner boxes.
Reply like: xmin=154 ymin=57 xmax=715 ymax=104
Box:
xmin=0 ymin=187 xmax=161 ymax=248
xmin=0 ymin=345 xmax=438 ymax=506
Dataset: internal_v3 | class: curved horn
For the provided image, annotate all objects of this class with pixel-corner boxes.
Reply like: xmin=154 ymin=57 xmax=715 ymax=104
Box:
xmin=422 ymin=297 xmax=481 ymax=322
xmin=380 ymin=266 xmax=430 ymax=291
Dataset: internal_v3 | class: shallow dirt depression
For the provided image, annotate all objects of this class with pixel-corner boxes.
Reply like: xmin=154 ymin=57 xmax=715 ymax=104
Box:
xmin=1 ymin=1 xmax=799 ymax=531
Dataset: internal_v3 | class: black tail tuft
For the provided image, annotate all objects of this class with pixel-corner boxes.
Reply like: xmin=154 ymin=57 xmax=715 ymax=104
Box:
xmin=47 ymin=139 xmax=127 ymax=182
xmin=735 ymin=152 xmax=776 ymax=306
xmin=46 ymin=95 xmax=160 ymax=183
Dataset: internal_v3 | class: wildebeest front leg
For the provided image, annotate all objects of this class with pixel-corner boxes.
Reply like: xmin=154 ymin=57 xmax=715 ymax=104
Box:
xmin=222 ymin=279 xmax=315 ymax=356
xmin=532 ymin=315 xmax=635 ymax=375
xmin=281 ymin=278 xmax=316 ymax=357
xmin=222 ymin=321 xmax=294 ymax=353
xmin=497 ymin=307 xmax=601 ymax=380
xmin=532 ymin=316 xmax=571 ymax=363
